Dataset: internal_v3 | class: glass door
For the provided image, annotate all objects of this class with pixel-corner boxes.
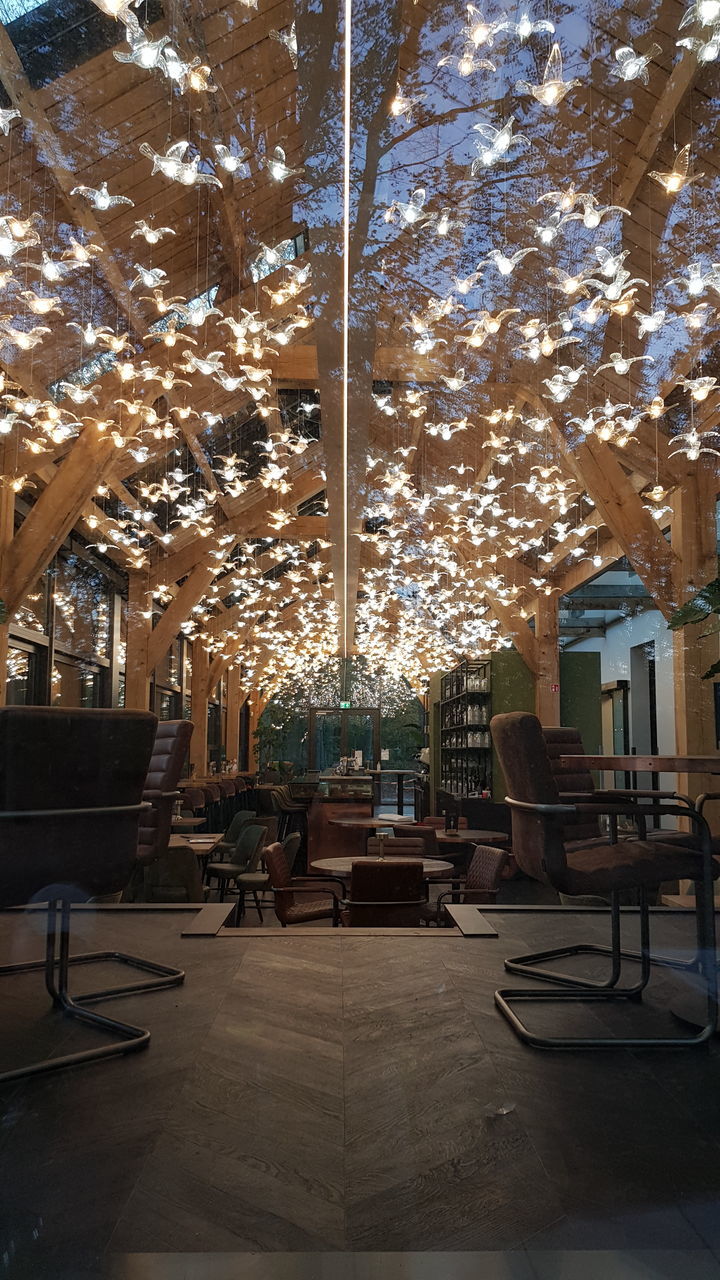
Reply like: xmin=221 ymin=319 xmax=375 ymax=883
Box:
xmin=312 ymin=710 xmax=342 ymax=772
xmin=309 ymin=708 xmax=379 ymax=770
xmin=345 ymin=711 xmax=377 ymax=769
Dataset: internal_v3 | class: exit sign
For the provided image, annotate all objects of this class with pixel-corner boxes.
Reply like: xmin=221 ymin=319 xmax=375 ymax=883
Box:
xmin=340 ymin=701 xmax=351 ymax=708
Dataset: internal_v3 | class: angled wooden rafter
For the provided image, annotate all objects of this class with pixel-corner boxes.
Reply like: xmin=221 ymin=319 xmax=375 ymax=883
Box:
xmin=0 ymin=425 xmax=118 ymax=616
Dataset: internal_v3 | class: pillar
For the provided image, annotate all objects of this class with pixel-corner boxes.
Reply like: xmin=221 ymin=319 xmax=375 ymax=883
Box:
xmin=670 ymin=464 xmax=719 ymax=821
xmin=535 ymin=591 xmax=560 ymax=725
xmin=225 ymin=662 xmax=241 ymax=763
xmin=189 ymin=638 xmax=209 ymax=775
xmin=124 ymin=572 xmax=151 ymax=709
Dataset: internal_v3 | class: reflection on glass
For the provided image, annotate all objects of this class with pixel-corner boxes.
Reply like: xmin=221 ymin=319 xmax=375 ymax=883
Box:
xmin=15 ymin=576 xmax=47 ymax=635
xmin=314 ymin=711 xmax=342 ymax=772
xmin=51 ymin=659 xmax=100 ymax=708
xmin=53 ymin=555 xmax=111 ymax=659
xmin=6 ymin=647 xmax=31 ymax=704
xmin=345 ymin=713 xmax=374 ymax=767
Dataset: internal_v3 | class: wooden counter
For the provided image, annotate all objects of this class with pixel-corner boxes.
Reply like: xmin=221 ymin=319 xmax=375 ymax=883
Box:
xmin=307 ymin=795 xmax=373 ymax=868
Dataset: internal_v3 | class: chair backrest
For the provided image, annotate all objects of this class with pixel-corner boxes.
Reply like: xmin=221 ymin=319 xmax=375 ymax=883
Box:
xmin=138 ymin=720 xmax=194 ymax=866
xmin=347 ymin=859 xmax=425 ymax=927
xmin=181 ymin=786 xmax=206 ymax=813
xmin=264 ymin=842 xmax=295 ymax=923
xmin=0 ymin=706 xmax=158 ymax=907
xmin=393 ymin=825 xmax=438 ymax=855
xmin=463 ymin=844 xmax=508 ymax=903
xmin=421 ymin=815 xmax=469 ymax=830
xmin=367 ymin=836 xmax=426 ymax=859
xmin=489 ymin=711 xmax=568 ymax=886
xmin=541 ymin=725 xmax=602 ymax=843
xmin=233 ymin=823 xmax=268 ymax=873
xmin=223 ymin=810 xmax=258 ymax=844
xmin=282 ymin=831 xmax=302 ymax=874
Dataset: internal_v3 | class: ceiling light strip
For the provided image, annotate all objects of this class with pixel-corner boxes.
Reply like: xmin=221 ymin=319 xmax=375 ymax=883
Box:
xmin=342 ymin=0 xmax=352 ymax=658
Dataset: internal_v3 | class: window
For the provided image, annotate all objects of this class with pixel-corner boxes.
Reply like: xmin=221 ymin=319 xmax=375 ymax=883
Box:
xmin=4 ymin=0 xmax=163 ymax=91
xmin=51 ymin=658 xmax=101 ymax=708
xmin=6 ymin=646 xmax=33 ymax=704
xmin=53 ymin=554 xmax=111 ymax=660
xmin=50 ymin=284 xmax=220 ymax=402
xmin=249 ymin=230 xmax=309 ymax=283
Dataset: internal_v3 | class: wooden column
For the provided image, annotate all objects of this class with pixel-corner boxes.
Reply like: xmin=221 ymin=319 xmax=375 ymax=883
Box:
xmin=246 ymin=693 xmax=265 ymax=773
xmin=124 ymin=572 xmax=151 ymax=710
xmin=535 ymin=592 xmax=561 ymax=725
xmin=0 ymin=487 xmax=15 ymax=706
xmin=225 ymin=664 xmax=242 ymax=764
xmin=189 ymin=640 xmax=209 ymax=775
xmin=671 ymin=465 xmax=719 ymax=821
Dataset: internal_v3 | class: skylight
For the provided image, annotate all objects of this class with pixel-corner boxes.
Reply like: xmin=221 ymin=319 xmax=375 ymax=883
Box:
xmin=49 ymin=284 xmax=220 ymax=402
xmin=0 ymin=0 xmax=45 ymax=20
xmin=249 ymin=230 xmax=308 ymax=283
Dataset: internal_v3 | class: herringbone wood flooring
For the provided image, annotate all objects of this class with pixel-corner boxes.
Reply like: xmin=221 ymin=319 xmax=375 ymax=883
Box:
xmin=2 ymin=908 xmax=720 ymax=1276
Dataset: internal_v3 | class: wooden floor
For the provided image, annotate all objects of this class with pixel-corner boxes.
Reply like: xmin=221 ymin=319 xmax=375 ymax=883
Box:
xmin=2 ymin=907 xmax=720 ymax=1279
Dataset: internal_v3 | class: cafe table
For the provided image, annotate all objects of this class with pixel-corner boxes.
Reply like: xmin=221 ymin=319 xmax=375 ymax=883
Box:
xmin=311 ymin=856 xmax=454 ymax=880
xmin=558 ymin=753 xmax=720 ymax=776
xmin=427 ymin=828 xmax=509 ymax=848
xmin=171 ymin=816 xmax=204 ymax=831
xmin=329 ymin=814 xmax=416 ymax=829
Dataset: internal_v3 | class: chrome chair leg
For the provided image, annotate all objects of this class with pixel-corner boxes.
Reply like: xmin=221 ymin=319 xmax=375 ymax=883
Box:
xmin=495 ymin=887 xmax=717 ymax=1050
xmin=0 ymin=901 xmax=152 ymax=1084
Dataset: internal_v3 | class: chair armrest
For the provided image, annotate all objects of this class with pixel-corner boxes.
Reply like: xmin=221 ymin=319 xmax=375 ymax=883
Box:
xmin=506 ymin=794 xmax=712 ymax=853
xmin=559 ymin=788 xmax=686 ymax=803
xmin=697 ymin=792 xmax=720 ymax=817
xmin=340 ymin=897 xmax=428 ymax=908
xmin=289 ymin=875 xmax=347 ymax=891
xmin=272 ymin=883 xmax=344 ymax=896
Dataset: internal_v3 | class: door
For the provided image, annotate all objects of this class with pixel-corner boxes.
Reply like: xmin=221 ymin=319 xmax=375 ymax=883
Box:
xmin=309 ymin=708 xmax=380 ymax=770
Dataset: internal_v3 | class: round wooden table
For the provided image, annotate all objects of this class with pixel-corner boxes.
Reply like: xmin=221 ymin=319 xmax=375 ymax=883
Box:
xmin=171 ymin=816 xmax=204 ymax=831
xmin=329 ymin=815 xmax=416 ymax=829
xmin=432 ymin=828 xmax=509 ymax=847
xmin=312 ymin=856 xmax=453 ymax=879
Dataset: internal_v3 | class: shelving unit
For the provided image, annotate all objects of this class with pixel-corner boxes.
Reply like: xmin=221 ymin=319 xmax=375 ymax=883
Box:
xmin=439 ymin=658 xmax=492 ymax=797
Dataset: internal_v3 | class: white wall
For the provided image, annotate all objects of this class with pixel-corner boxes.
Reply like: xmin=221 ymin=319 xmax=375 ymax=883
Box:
xmin=570 ymin=609 xmax=676 ymax=797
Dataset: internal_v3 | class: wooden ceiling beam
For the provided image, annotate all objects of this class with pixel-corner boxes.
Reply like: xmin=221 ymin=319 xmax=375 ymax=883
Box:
xmin=146 ymin=552 xmax=233 ymax=673
xmin=148 ymin=445 xmax=324 ymax=586
xmin=0 ymin=22 xmax=148 ymax=341
xmin=165 ymin=0 xmax=245 ymax=284
xmin=0 ymin=425 xmax=117 ymax=617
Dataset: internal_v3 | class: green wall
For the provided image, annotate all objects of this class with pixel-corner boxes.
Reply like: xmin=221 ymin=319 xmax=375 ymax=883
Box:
xmin=490 ymin=651 xmax=535 ymax=800
xmin=430 ymin=649 xmax=603 ymax=803
xmin=560 ymin=651 xmax=603 ymax=754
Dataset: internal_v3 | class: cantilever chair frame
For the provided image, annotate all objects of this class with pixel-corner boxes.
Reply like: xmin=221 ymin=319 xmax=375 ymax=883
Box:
xmin=0 ymin=802 xmax=184 ymax=1084
xmin=505 ymin=789 xmax=710 ymax=982
xmin=495 ymin=794 xmax=718 ymax=1050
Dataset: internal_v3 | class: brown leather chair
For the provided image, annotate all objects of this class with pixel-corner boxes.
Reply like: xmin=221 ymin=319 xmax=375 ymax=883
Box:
xmin=343 ymin=859 xmax=427 ymax=927
xmin=265 ymin=843 xmax=344 ymax=926
xmin=543 ymin=724 xmax=720 ymax=856
xmin=124 ymin=719 xmax=195 ymax=902
xmin=421 ymin=844 xmax=508 ymax=926
xmin=0 ymin=706 xmax=170 ymax=1082
xmin=490 ymin=711 xmax=718 ymax=1049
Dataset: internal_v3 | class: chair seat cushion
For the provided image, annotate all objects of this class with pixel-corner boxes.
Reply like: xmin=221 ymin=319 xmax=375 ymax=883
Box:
xmin=284 ymin=899 xmax=335 ymax=922
xmin=646 ymin=830 xmax=720 ymax=857
xmin=236 ymin=872 xmax=269 ymax=888
xmin=563 ymin=840 xmax=720 ymax=896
